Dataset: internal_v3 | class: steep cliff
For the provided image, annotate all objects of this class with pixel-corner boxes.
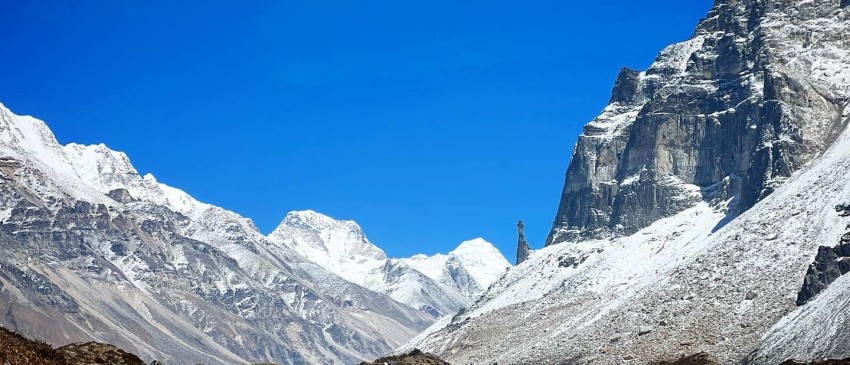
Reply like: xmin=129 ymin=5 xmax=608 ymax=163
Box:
xmin=547 ymin=0 xmax=850 ymax=245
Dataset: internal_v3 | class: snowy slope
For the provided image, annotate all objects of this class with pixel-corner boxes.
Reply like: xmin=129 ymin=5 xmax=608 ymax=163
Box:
xmin=269 ymin=212 xmax=511 ymax=318
xmin=0 ymin=102 xmax=435 ymax=365
xmin=747 ymin=273 xmax=850 ymax=364
xmin=406 ymin=103 xmax=850 ymax=364
xmin=400 ymin=238 xmax=510 ymax=298
xmin=269 ymin=210 xmax=388 ymax=287
xmin=405 ymin=1 xmax=850 ymax=364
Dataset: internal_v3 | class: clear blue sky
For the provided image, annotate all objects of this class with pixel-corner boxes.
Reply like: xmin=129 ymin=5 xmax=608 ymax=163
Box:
xmin=0 ymin=1 xmax=712 ymax=262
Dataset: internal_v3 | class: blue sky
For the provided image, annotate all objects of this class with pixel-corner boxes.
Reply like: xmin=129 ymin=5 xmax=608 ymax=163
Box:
xmin=0 ymin=1 xmax=712 ymax=262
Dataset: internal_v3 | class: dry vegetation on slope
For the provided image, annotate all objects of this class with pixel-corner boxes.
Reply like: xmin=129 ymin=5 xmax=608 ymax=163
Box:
xmin=0 ymin=326 xmax=145 ymax=365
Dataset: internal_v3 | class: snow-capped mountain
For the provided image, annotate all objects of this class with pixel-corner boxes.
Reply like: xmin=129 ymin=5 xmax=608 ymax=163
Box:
xmin=406 ymin=0 xmax=850 ymax=364
xmin=269 ymin=211 xmax=388 ymax=287
xmin=399 ymin=238 xmax=511 ymax=298
xmin=0 ymin=103 xmax=441 ymax=365
xmin=269 ymin=211 xmax=511 ymax=317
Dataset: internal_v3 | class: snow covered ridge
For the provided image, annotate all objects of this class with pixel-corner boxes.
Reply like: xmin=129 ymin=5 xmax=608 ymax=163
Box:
xmin=0 ymin=101 xmax=509 ymax=365
xmin=269 ymin=210 xmax=511 ymax=317
xmin=406 ymin=1 xmax=850 ymax=364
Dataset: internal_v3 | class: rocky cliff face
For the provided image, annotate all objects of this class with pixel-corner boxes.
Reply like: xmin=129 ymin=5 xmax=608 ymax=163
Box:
xmin=546 ymin=0 xmax=850 ymax=245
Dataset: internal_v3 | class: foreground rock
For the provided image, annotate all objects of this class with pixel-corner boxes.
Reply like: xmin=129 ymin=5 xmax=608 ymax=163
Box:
xmin=359 ymin=349 xmax=450 ymax=365
xmin=0 ymin=326 xmax=145 ymax=365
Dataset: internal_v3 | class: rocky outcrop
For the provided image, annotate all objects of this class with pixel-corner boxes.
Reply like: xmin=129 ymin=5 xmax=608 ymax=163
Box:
xmin=546 ymin=0 xmax=850 ymax=246
xmin=653 ymin=353 xmax=721 ymax=365
xmin=795 ymin=241 xmax=850 ymax=305
xmin=57 ymin=342 xmax=146 ymax=365
xmin=359 ymin=349 xmax=450 ymax=365
xmin=795 ymin=205 xmax=850 ymax=305
xmin=516 ymin=220 xmax=531 ymax=265
xmin=0 ymin=326 xmax=145 ymax=365
xmin=106 ymin=188 xmax=134 ymax=203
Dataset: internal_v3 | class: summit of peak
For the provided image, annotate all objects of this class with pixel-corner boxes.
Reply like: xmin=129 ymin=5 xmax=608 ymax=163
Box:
xmin=451 ymin=238 xmax=505 ymax=260
xmin=454 ymin=238 xmax=496 ymax=250
xmin=276 ymin=210 xmax=362 ymax=233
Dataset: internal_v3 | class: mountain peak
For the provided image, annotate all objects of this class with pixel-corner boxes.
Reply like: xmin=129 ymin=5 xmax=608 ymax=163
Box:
xmin=449 ymin=238 xmax=510 ymax=289
xmin=453 ymin=237 xmax=495 ymax=250
xmin=278 ymin=210 xmax=361 ymax=232
xmin=450 ymin=238 xmax=504 ymax=261
xmin=268 ymin=210 xmax=387 ymax=286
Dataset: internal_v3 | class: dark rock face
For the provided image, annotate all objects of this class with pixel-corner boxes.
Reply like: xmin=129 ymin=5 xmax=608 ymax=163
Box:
xmin=842 ymin=0 xmax=850 ymax=9
xmin=516 ymin=220 xmax=531 ymax=265
xmin=795 ymin=243 xmax=850 ymax=305
xmin=610 ymin=67 xmax=641 ymax=104
xmin=359 ymin=348 xmax=450 ymax=365
xmin=106 ymin=188 xmax=133 ymax=203
xmin=796 ymin=204 xmax=850 ymax=306
xmin=545 ymin=0 xmax=848 ymax=246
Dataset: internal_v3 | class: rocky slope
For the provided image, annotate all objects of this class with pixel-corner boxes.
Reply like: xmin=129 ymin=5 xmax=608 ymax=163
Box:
xmin=269 ymin=211 xmax=510 ymax=318
xmin=0 ymin=103 xmax=437 ymax=365
xmin=405 ymin=0 xmax=850 ymax=364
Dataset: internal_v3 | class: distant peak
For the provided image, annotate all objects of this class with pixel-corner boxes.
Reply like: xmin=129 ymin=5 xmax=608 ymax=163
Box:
xmin=284 ymin=210 xmax=341 ymax=225
xmin=453 ymin=238 xmax=497 ymax=252
xmin=286 ymin=209 xmax=325 ymax=219
xmin=272 ymin=210 xmax=364 ymax=237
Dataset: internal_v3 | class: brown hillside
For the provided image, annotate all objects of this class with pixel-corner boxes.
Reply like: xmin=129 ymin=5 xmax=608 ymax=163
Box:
xmin=0 ymin=326 xmax=145 ymax=365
